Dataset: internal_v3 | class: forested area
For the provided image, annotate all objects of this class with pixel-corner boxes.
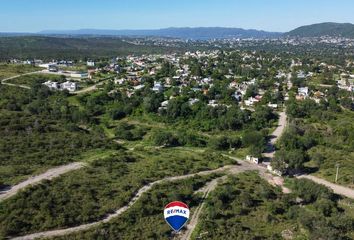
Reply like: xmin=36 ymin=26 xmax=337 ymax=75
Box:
xmin=194 ymin=172 xmax=354 ymax=239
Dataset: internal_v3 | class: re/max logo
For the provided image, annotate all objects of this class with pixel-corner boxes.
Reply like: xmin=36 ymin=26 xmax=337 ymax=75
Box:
xmin=166 ymin=209 xmax=187 ymax=215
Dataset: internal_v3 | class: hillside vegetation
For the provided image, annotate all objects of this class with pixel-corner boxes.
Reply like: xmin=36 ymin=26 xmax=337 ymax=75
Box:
xmin=0 ymin=36 xmax=180 ymax=60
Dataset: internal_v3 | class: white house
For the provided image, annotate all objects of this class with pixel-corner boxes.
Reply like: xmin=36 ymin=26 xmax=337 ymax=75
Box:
xmin=60 ymin=81 xmax=77 ymax=92
xmin=244 ymin=97 xmax=259 ymax=106
xmin=188 ymin=98 xmax=200 ymax=106
xmin=43 ymin=81 xmax=59 ymax=90
xmin=246 ymin=155 xmax=259 ymax=164
xmin=298 ymin=87 xmax=309 ymax=97
xmin=152 ymin=81 xmax=164 ymax=92
xmin=87 ymin=60 xmax=95 ymax=67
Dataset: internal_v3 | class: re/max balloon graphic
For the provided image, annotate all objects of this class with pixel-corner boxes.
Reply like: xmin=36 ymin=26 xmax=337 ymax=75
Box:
xmin=164 ymin=201 xmax=190 ymax=232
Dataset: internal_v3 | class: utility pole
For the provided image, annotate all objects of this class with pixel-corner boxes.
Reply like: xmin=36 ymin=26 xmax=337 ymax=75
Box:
xmin=335 ymin=164 xmax=340 ymax=183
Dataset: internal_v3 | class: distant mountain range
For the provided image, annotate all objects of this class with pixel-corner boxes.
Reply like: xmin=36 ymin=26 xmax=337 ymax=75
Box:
xmin=1 ymin=23 xmax=354 ymax=39
xmin=39 ymin=27 xmax=282 ymax=40
xmin=286 ymin=22 xmax=354 ymax=38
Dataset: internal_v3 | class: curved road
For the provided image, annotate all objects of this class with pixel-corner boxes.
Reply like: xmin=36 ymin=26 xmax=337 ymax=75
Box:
xmin=1 ymin=71 xmax=42 ymax=89
xmin=0 ymin=70 xmax=103 ymax=94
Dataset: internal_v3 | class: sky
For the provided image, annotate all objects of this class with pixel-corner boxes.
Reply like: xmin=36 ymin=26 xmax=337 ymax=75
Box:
xmin=1 ymin=0 xmax=354 ymax=32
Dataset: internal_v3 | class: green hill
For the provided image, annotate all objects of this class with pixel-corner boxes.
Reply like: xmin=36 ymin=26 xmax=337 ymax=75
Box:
xmin=0 ymin=36 xmax=181 ymax=60
xmin=287 ymin=22 xmax=354 ymax=38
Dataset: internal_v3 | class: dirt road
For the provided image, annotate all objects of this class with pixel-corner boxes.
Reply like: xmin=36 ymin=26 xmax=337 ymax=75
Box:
xmin=1 ymin=71 xmax=42 ymax=89
xmin=0 ymin=162 xmax=85 ymax=202
xmin=297 ymin=175 xmax=354 ymax=199
xmin=178 ymin=177 xmax=226 ymax=240
xmin=263 ymin=111 xmax=287 ymax=159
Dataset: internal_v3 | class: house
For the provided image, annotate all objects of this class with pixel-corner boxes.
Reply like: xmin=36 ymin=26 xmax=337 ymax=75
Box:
xmin=297 ymin=71 xmax=306 ymax=79
xmin=246 ymin=155 xmax=259 ymax=164
xmin=158 ymin=100 xmax=169 ymax=112
xmin=244 ymin=97 xmax=259 ymax=106
xmin=268 ymin=103 xmax=278 ymax=109
xmin=60 ymin=81 xmax=77 ymax=92
xmin=232 ymin=91 xmax=242 ymax=101
xmin=133 ymin=84 xmax=145 ymax=91
xmin=87 ymin=60 xmax=95 ymax=67
xmin=43 ymin=81 xmax=59 ymax=90
xmin=152 ymin=81 xmax=164 ymax=92
xmin=208 ymin=100 xmax=219 ymax=107
xmin=298 ymin=87 xmax=309 ymax=97
xmin=188 ymin=98 xmax=200 ymax=106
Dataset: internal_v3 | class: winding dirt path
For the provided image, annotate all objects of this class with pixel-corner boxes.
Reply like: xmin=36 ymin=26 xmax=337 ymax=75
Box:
xmin=1 ymin=71 xmax=42 ymax=89
xmin=10 ymin=162 xmax=258 ymax=240
xmin=0 ymin=162 xmax=86 ymax=202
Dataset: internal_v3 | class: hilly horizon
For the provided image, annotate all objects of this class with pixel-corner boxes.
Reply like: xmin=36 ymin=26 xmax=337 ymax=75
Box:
xmin=1 ymin=22 xmax=354 ymax=39
xmin=39 ymin=27 xmax=282 ymax=40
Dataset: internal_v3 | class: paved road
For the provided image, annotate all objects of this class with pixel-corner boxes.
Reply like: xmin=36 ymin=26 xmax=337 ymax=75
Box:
xmin=0 ymin=162 xmax=85 ymax=202
xmin=297 ymin=175 xmax=354 ymax=199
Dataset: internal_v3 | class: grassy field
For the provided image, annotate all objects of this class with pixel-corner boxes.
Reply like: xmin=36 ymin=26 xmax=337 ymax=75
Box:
xmin=10 ymin=74 xmax=66 ymax=86
xmin=0 ymin=64 xmax=42 ymax=80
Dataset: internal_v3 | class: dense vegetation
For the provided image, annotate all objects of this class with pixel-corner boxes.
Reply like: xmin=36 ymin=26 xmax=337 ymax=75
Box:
xmin=193 ymin=172 xmax=354 ymax=239
xmin=0 ymin=83 xmax=117 ymax=185
xmin=272 ymin=89 xmax=354 ymax=186
xmin=0 ymin=149 xmax=231 ymax=237
xmin=0 ymin=36 xmax=183 ymax=60
xmin=50 ymin=174 xmax=221 ymax=240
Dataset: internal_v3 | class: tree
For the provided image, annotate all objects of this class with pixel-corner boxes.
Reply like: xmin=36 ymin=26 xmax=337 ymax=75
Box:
xmin=242 ymin=131 xmax=266 ymax=157
xmin=252 ymin=106 xmax=276 ymax=129
xmin=208 ymin=136 xmax=229 ymax=150
xmin=151 ymin=131 xmax=179 ymax=147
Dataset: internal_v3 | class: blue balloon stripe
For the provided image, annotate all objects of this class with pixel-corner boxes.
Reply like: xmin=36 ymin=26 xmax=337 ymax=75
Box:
xmin=165 ymin=215 xmax=188 ymax=231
